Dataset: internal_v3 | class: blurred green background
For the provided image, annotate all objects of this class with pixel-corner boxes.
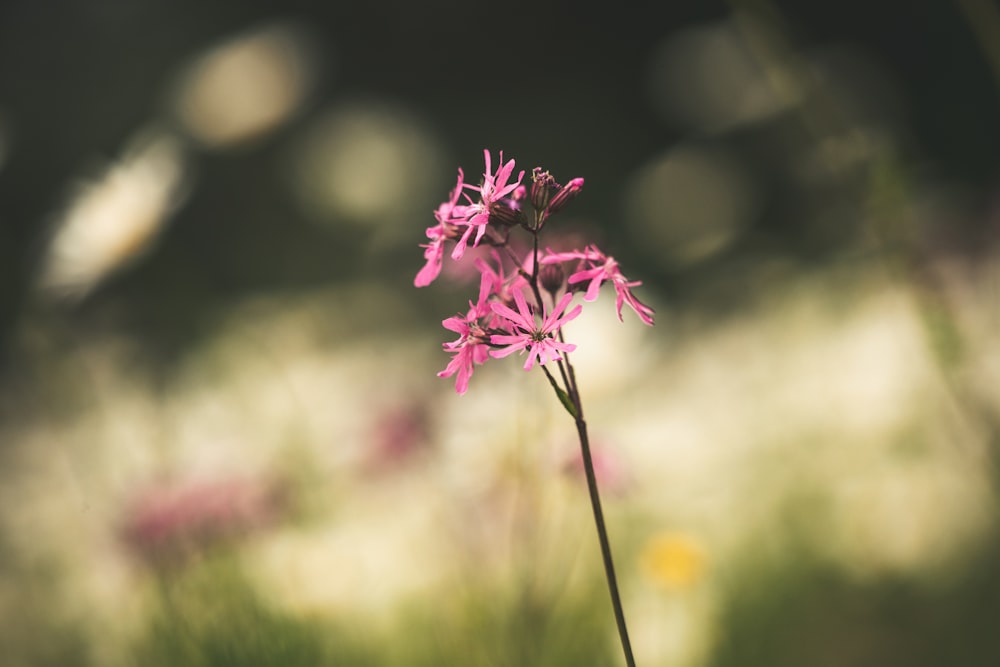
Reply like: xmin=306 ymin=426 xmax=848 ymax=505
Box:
xmin=3 ymin=1 xmax=1000 ymax=665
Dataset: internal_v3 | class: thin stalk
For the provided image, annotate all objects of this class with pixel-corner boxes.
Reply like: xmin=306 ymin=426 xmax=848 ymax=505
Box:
xmin=573 ymin=410 xmax=636 ymax=667
xmin=530 ymin=229 xmax=635 ymax=665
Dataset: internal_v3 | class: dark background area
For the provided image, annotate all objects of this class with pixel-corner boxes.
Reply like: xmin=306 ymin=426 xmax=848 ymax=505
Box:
xmin=1 ymin=0 xmax=998 ymax=365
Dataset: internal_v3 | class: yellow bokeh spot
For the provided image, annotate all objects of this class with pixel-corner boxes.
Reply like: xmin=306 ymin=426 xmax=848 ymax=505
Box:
xmin=640 ymin=532 xmax=708 ymax=591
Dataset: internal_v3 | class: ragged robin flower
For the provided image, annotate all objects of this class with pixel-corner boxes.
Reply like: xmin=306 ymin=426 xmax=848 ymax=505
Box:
xmin=437 ymin=271 xmax=494 ymax=394
xmin=414 ymin=149 xmax=652 ymax=667
xmin=542 ymin=245 xmax=655 ymax=325
xmin=489 ymin=289 xmax=582 ymax=370
xmin=414 ymin=168 xmax=466 ymax=287
xmin=449 ymin=149 xmax=524 ymax=260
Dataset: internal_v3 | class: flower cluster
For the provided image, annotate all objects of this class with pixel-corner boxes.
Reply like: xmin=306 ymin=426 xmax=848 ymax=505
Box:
xmin=416 ymin=149 xmax=654 ymax=394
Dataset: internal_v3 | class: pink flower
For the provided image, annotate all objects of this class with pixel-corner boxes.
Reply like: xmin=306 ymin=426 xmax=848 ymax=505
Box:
xmin=613 ymin=276 xmax=655 ymax=326
xmin=542 ymin=245 xmax=655 ymax=325
xmin=450 ymin=150 xmax=524 ymax=260
xmin=414 ymin=227 xmax=446 ymax=287
xmin=438 ymin=271 xmax=494 ymax=393
xmin=120 ymin=475 xmax=285 ymax=565
xmin=365 ymin=401 xmax=432 ymax=472
xmin=489 ymin=289 xmax=582 ymax=370
xmin=542 ymin=177 xmax=585 ymax=220
xmin=475 ymin=251 xmax=529 ymax=310
xmin=562 ymin=442 xmax=631 ymax=496
xmin=415 ymin=169 xmax=466 ymax=287
xmin=436 ymin=167 xmax=468 ymax=226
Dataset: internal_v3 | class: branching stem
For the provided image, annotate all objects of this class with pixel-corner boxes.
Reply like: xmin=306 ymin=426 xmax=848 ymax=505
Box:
xmin=529 ymin=239 xmax=636 ymax=667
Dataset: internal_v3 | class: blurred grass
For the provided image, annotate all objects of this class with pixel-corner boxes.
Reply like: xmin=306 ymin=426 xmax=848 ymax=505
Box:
xmin=135 ymin=559 xmax=332 ymax=667
xmin=707 ymin=536 xmax=1000 ymax=667
xmin=127 ymin=551 xmax=617 ymax=667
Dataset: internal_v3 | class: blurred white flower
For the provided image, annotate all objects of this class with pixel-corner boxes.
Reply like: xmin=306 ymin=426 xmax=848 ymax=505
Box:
xmin=37 ymin=130 xmax=189 ymax=301
xmin=169 ymin=21 xmax=320 ymax=149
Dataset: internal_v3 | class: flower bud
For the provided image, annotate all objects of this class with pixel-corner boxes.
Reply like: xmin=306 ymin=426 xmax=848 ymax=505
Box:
xmin=488 ymin=200 xmax=524 ymax=227
xmin=531 ymin=167 xmax=557 ymax=212
xmin=539 ymin=262 xmax=565 ymax=296
xmin=543 ymin=177 xmax=584 ymax=219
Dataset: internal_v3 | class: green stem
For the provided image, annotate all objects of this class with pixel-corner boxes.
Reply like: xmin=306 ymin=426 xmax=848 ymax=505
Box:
xmin=529 ymin=223 xmax=635 ymax=664
xmin=573 ymin=414 xmax=636 ymax=667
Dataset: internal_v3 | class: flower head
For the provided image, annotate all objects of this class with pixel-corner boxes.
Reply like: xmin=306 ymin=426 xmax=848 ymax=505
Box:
xmin=414 ymin=226 xmax=447 ymax=288
xmin=489 ymin=289 xmax=582 ymax=370
xmin=437 ymin=271 xmax=494 ymax=393
xmin=419 ymin=152 xmax=655 ymax=396
xmin=542 ymin=176 xmax=584 ymax=221
xmin=415 ymin=169 xmax=466 ymax=287
xmin=542 ymin=245 xmax=654 ymax=325
xmin=475 ymin=251 xmax=529 ymax=311
xmin=450 ymin=150 xmax=524 ymax=260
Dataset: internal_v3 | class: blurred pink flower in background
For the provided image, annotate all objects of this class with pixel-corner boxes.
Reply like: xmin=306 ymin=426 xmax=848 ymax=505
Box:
xmin=561 ymin=442 xmax=631 ymax=496
xmin=120 ymin=475 xmax=285 ymax=565
xmin=364 ymin=401 xmax=433 ymax=473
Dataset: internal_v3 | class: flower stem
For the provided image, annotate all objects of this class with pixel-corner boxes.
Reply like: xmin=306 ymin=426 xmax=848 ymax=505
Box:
xmin=529 ymin=228 xmax=634 ymax=664
xmin=573 ymin=414 xmax=636 ymax=667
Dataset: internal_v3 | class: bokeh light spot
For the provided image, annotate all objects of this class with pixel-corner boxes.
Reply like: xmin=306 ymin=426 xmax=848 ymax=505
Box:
xmin=170 ymin=21 xmax=321 ymax=150
xmin=641 ymin=532 xmax=708 ymax=591
xmin=287 ymin=100 xmax=445 ymax=233
xmin=646 ymin=18 xmax=799 ymax=133
xmin=623 ymin=145 xmax=758 ymax=267
xmin=37 ymin=130 xmax=189 ymax=301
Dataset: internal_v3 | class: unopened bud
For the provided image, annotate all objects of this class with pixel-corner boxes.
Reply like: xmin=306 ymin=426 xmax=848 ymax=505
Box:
xmin=531 ymin=167 xmax=557 ymax=212
xmin=539 ymin=262 xmax=566 ymax=296
xmin=489 ymin=200 xmax=524 ymax=227
xmin=544 ymin=177 xmax=584 ymax=219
